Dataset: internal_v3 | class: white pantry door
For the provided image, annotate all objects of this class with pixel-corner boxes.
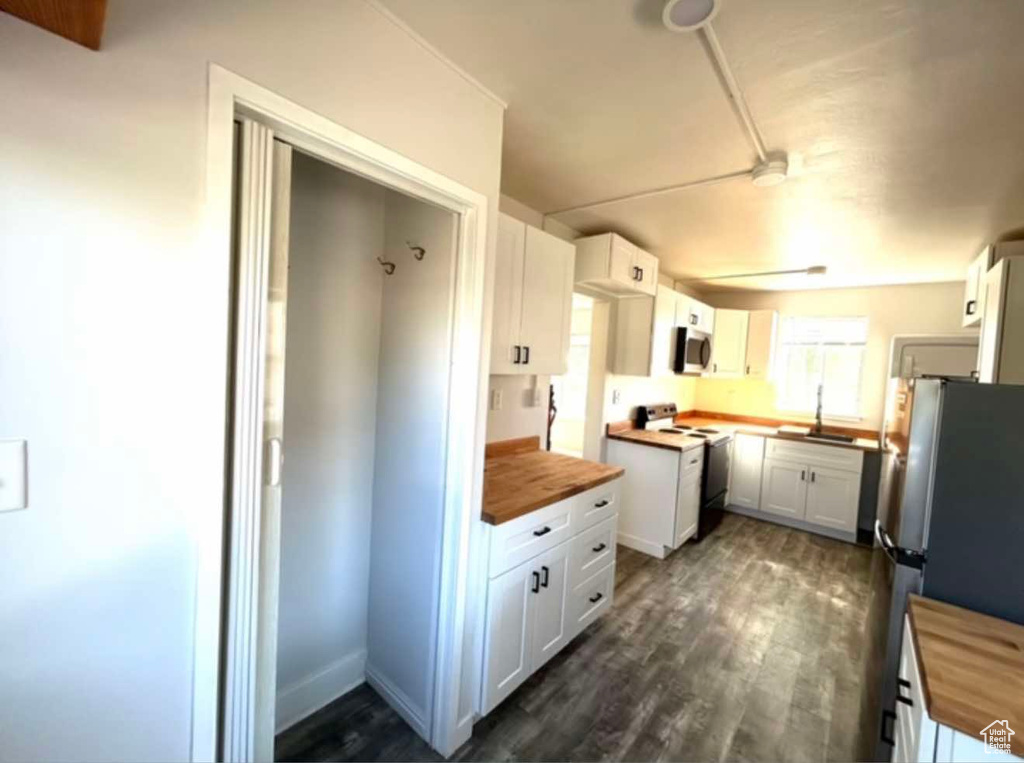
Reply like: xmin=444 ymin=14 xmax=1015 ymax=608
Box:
xmin=223 ymin=119 xmax=293 ymax=763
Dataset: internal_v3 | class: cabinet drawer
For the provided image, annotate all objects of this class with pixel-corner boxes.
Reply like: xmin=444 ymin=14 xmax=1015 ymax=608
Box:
xmin=680 ymin=446 xmax=704 ymax=480
xmin=765 ymin=437 xmax=864 ymax=473
xmin=569 ymin=515 xmax=617 ymax=589
xmin=489 ymin=498 xmax=573 ymax=578
xmin=898 ymin=615 xmax=937 ymax=762
xmin=569 ymin=562 xmax=615 ymax=640
xmin=572 ymin=479 xmax=620 ymax=531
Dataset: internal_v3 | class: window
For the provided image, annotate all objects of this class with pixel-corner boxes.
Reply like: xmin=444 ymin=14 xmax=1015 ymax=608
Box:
xmin=775 ymin=316 xmax=868 ymax=419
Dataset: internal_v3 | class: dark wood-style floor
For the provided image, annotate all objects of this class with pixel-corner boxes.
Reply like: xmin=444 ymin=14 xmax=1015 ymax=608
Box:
xmin=276 ymin=512 xmax=873 ymax=762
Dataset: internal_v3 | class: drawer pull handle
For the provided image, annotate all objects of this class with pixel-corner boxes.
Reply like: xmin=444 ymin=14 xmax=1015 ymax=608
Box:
xmin=689 ymin=458 xmax=699 ymax=465
xmin=592 ymin=542 xmax=607 ymax=553
xmin=594 ymin=500 xmax=609 ymax=508
xmin=541 ymin=565 xmax=550 ymax=588
xmin=532 ymin=571 xmax=540 ymax=594
xmin=896 ymin=695 xmax=913 ymax=707
xmin=880 ymin=710 xmax=896 ymax=746
xmin=589 ymin=592 xmax=603 ymax=604
xmin=897 ymin=678 xmax=910 ymax=689
xmin=533 ymin=526 xmax=552 ymax=537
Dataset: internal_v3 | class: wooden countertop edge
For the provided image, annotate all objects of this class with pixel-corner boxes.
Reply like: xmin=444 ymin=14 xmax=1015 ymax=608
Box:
xmin=480 ymin=466 xmax=624 ymax=526
xmin=485 ymin=435 xmax=541 ymax=459
xmin=606 ymin=431 xmax=704 ymax=453
xmin=907 ymin=595 xmax=1024 ymax=757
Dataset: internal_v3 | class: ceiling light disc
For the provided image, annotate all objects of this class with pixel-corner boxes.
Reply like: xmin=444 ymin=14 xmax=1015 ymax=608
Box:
xmin=662 ymin=0 xmax=720 ymax=32
xmin=751 ymin=158 xmax=789 ymax=187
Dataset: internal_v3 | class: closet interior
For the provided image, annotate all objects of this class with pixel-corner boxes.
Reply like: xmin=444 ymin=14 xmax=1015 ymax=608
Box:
xmin=271 ymin=148 xmax=458 ymax=749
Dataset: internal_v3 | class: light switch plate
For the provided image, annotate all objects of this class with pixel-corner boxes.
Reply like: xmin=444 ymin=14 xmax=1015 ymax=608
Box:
xmin=490 ymin=388 xmax=503 ymax=411
xmin=612 ymin=389 xmax=622 ymax=404
xmin=0 ymin=439 xmax=27 ymax=512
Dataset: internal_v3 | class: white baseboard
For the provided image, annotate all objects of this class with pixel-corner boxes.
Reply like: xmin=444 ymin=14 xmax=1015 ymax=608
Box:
xmin=365 ymin=661 xmax=428 ymax=739
xmin=616 ymin=532 xmax=668 ymax=559
xmin=275 ymin=649 xmax=367 ymax=734
xmin=724 ymin=505 xmax=857 ymax=544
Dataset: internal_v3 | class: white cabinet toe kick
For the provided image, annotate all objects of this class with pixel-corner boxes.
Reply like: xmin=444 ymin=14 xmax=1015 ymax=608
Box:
xmin=480 ymin=478 xmax=621 ymax=715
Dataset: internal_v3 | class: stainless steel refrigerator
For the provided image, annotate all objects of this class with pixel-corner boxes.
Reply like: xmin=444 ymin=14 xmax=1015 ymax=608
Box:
xmin=863 ymin=378 xmax=1024 ymax=761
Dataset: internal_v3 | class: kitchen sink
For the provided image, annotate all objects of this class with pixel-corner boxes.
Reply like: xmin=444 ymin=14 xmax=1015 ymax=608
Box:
xmin=805 ymin=431 xmax=856 ymax=443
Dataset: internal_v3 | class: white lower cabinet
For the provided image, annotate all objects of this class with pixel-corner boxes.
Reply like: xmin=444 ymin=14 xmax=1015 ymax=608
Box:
xmin=755 ymin=438 xmax=863 ymax=534
xmin=674 ymin=469 xmax=701 ymax=548
xmin=894 ymin=616 xmax=1022 ymax=763
xmin=481 ymin=479 xmax=620 ymax=714
xmin=729 ymin=433 xmax=765 ymax=510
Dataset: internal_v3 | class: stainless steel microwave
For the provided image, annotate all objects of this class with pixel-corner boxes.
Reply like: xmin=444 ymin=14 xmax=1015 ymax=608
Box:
xmin=672 ymin=327 xmax=712 ymax=374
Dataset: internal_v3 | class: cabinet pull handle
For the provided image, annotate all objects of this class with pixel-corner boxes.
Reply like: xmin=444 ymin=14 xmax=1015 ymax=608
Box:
xmin=589 ymin=592 xmax=603 ymax=603
xmin=592 ymin=542 xmax=607 ymax=553
xmin=532 ymin=571 xmax=540 ymax=594
xmin=594 ymin=499 xmax=609 ymax=508
xmin=880 ymin=710 xmax=896 ymax=746
xmin=896 ymin=695 xmax=913 ymax=707
xmin=690 ymin=458 xmax=699 ymax=465
xmin=523 ymin=345 xmax=530 ymax=365
xmin=897 ymin=678 xmax=910 ymax=688
xmin=713 ymin=363 xmax=717 ymax=373
xmin=638 ymin=267 xmax=644 ymax=281
xmin=513 ymin=345 xmax=521 ymax=364
xmin=811 ymin=471 xmax=816 ymax=482
xmin=541 ymin=565 xmax=550 ymax=587
xmin=690 ymin=314 xmax=697 ymax=325
xmin=966 ymin=299 xmax=977 ymax=315
xmin=746 ymin=365 xmax=750 ymax=375
xmin=801 ymin=470 xmax=806 ymax=481
xmin=533 ymin=526 xmax=552 ymax=537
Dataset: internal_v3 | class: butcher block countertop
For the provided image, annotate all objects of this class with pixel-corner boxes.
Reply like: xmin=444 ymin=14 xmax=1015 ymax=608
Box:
xmin=482 ymin=436 xmax=624 ymax=526
xmin=605 ymin=427 xmax=706 ymax=453
xmin=606 ymin=412 xmax=880 ymax=452
xmin=907 ymin=595 xmax=1024 ymax=756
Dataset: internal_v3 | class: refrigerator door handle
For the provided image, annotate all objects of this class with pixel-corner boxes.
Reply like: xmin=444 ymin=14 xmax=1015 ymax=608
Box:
xmin=875 ymin=519 xmax=927 ymax=570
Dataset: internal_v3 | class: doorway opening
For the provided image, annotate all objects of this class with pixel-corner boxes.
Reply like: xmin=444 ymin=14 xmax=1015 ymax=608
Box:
xmin=549 ymin=294 xmax=595 ymax=458
xmin=200 ymin=67 xmax=491 ymax=763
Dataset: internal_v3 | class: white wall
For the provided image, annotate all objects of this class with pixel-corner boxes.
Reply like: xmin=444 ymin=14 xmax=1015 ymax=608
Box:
xmin=275 ymin=154 xmax=384 ymax=729
xmin=0 ymin=2 xmax=503 ymax=759
xmin=366 ymin=190 xmax=456 ymax=736
xmin=696 ymin=281 xmax=972 ymax=430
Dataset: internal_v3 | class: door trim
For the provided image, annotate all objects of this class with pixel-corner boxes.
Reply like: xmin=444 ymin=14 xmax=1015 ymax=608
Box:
xmin=193 ymin=64 xmax=491 ymax=761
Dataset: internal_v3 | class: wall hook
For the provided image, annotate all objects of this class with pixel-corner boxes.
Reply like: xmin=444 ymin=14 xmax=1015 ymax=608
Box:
xmin=377 ymin=256 xmax=396 ymax=276
xmin=407 ymin=241 xmax=426 ymax=261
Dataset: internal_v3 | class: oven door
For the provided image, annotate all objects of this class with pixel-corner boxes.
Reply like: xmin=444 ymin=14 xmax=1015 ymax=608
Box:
xmin=675 ymin=327 xmax=712 ymax=374
xmin=702 ymin=437 xmax=731 ymax=502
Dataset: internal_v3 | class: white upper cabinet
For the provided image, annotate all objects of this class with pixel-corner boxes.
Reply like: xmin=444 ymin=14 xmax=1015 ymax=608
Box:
xmin=709 ymin=308 xmax=749 ymax=377
xmin=679 ymin=295 xmax=715 ymax=334
xmin=744 ymin=309 xmax=778 ymax=379
xmin=962 ymin=241 xmax=1024 ymax=328
xmin=575 ymin=232 xmax=658 ymax=297
xmin=977 ymin=255 xmax=1024 ymax=385
xmin=962 ymin=246 xmax=993 ymax=327
xmin=610 ymin=284 xmax=680 ymax=376
xmin=490 ymin=213 xmax=575 ymax=376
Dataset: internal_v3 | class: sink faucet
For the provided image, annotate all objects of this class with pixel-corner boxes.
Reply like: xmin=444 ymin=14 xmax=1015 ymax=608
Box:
xmin=814 ymin=383 xmax=824 ymax=433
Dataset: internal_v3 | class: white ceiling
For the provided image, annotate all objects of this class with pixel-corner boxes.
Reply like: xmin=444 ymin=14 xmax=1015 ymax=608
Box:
xmin=381 ymin=0 xmax=1024 ymax=291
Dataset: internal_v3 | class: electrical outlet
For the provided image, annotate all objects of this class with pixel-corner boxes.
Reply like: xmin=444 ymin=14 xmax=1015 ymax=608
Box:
xmin=490 ymin=388 xmax=503 ymax=411
xmin=612 ymin=389 xmax=622 ymax=404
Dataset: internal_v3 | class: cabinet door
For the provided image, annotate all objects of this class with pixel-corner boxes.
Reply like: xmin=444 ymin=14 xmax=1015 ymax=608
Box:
xmin=674 ymin=472 xmax=701 ymax=548
xmin=649 ymin=285 xmax=680 ymax=376
xmin=805 ymin=466 xmax=860 ymax=532
xmin=519 ymin=226 xmax=575 ymax=375
xmin=697 ymin=300 xmax=715 ymax=333
xmin=633 ymin=247 xmax=659 ymax=296
xmin=530 ymin=541 xmax=572 ymax=672
xmin=977 ymin=260 xmax=1007 ymax=383
xmin=962 ymin=246 xmax=991 ymax=328
xmin=760 ymin=458 xmax=807 ymax=519
xmin=490 ymin=213 xmax=525 ymax=374
xmin=730 ymin=434 xmax=765 ymax=510
xmin=745 ymin=310 xmax=778 ymax=379
xmin=482 ymin=561 xmax=535 ymax=713
xmin=609 ymin=235 xmax=637 ymax=289
xmin=710 ymin=309 xmax=749 ymax=377
xmin=611 ymin=296 xmax=655 ymax=376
